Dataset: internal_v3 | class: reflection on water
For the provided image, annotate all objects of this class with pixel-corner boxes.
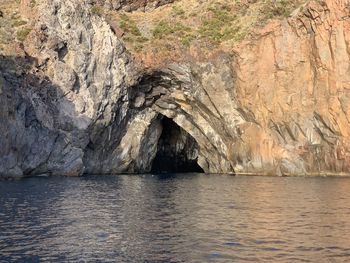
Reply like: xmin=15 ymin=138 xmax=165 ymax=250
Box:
xmin=1 ymin=174 xmax=350 ymax=262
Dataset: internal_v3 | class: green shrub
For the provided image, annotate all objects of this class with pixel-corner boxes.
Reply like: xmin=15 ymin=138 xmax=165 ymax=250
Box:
xmin=198 ymin=3 xmax=241 ymax=44
xmin=171 ymin=6 xmax=185 ymax=17
xmin=90 ymin=5 xmax=104 ymax=15
xmin=16 ymin=27 xmax=31 ymax=42
xmin=153 ymin=20 xmax=174 ymax=38
xmin=261 ymin=0 xmax=299 ymax=19
xmin=153 ymin=20 xmax=190 ymax=39
xmin=181 ymin=34 xmax=195 ymax=47
xmin=119 ymin=13 xmax=141 ymax=36
xmin=136 ymin=36 xmax=148 ymax=43
xmin=12 ymin=20 xmax=27 ymax=27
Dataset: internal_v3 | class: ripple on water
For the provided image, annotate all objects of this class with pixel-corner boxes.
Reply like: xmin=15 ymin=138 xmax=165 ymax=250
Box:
xmin=1 ymin=175 xmax=350 ymax=262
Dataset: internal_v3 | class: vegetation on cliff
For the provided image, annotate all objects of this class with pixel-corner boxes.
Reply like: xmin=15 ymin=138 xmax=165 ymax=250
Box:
xmin=0 ymin=0 xmax=307 ymax=56
xmin=0 ymin=0 xmax=34 ymax=56
xmin=3 ymin=0 xmax=350 ymax=177
xmin=89 ymin=0 xmax=307 ymax=56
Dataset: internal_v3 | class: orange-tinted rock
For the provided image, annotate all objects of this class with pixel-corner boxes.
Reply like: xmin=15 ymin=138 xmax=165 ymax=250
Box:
xmin=19 ymin=0 xmax=37 ymax=20
xmin=230 ymin=0 xmax=350 ymax=175
xmin=1 ymin=0 xmax=350 ymax=177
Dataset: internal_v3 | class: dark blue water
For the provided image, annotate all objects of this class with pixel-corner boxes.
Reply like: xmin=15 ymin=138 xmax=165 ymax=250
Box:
xmin=1 ymin=174 xmax=350 ymax=262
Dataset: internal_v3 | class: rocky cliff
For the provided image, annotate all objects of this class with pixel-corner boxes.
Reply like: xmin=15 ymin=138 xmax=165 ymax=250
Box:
xmin=0 ymin=0 xmax=350 ymax=178
xmin=96 ymin=0 xmax=177 ymax=11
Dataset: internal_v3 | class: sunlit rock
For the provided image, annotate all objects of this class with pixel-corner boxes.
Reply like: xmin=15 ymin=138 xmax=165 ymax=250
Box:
xmin=1 ymin=0 xmax=350 ymax=177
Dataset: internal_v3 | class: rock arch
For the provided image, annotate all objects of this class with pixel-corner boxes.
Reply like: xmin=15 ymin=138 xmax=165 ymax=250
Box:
xmin=83 ymin=68 xmax=238 ymax=174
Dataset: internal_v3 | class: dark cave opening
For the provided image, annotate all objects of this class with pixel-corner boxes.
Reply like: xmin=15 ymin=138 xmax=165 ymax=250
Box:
xmin=151 ymin=116 xmax=204 ymax=174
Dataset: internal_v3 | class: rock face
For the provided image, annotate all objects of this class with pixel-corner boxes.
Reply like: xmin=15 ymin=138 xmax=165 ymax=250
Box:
xmin=233 ymin=0 xmax=350 ymax=175
xmin=1 ymin=0 xmax=350 ymax=178
xmin=0 ymin=56 xmax=85 ymax=177
xmin=95 ymin=0 xmax=176 ymax=11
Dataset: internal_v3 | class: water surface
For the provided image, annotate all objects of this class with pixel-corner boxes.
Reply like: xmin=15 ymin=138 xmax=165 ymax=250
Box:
xmin=1 ymin=174 xmax=350 ymax=262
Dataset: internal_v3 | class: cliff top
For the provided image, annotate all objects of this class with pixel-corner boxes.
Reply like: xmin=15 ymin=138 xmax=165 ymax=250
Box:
xmin=90 ymin=0 xmax=307 ymax=64
xmin=0 ymin=0 xmax=308 ymax=63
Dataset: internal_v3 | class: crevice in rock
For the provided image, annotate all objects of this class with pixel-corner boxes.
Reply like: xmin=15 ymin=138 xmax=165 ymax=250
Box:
xmin=151 ymin=115 xmax=204 ymax=174
xmin=56 ymin=42 xmax=68 ymax=62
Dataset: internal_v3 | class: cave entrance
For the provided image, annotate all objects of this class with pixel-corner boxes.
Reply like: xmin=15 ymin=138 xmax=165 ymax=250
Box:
xmin=151 ymin=116 xmax=204 ymax=174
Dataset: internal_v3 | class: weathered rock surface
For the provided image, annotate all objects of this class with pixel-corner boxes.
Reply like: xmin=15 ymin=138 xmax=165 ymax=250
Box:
xmin=233 ymin=0 xmax=350 ymax=175
xmin=94 ymin=0 xmax=176 ymax=11
xmin=0 ymin=56 xmax=85 ymax=177
xmin=1 ymin=0 xmax=350 ymax=178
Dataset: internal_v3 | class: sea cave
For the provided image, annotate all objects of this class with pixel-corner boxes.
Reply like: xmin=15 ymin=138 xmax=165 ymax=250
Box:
xmin=150 ymin=116 xmax=204 ymax=174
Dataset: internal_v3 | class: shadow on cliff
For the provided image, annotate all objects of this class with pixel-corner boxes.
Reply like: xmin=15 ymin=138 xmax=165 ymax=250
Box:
xmin=0 ymin=53 xmax=91 ymax=132
xmin=0 ymin=54 xmax=90 ymax=177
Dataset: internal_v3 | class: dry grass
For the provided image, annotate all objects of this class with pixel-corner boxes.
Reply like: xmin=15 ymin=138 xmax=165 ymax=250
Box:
xmin=95 ymin=0 xmax=307 ymax=56
xmin=1 ymin=0 xmax=307 ymax=57
xmin=0 ymin=0 xmax=32 ymax=55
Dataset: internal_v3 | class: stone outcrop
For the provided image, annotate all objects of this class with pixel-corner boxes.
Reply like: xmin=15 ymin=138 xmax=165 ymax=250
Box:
xmin=1 ymin=0 xmax=350 ymax=178
xmin=94 ymin=0 xmax=176 ymax=12
xmin=233 ymin=0 xmax=350 ymax=175
xmin=0 ymin=56 xmax=85 ymax=177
